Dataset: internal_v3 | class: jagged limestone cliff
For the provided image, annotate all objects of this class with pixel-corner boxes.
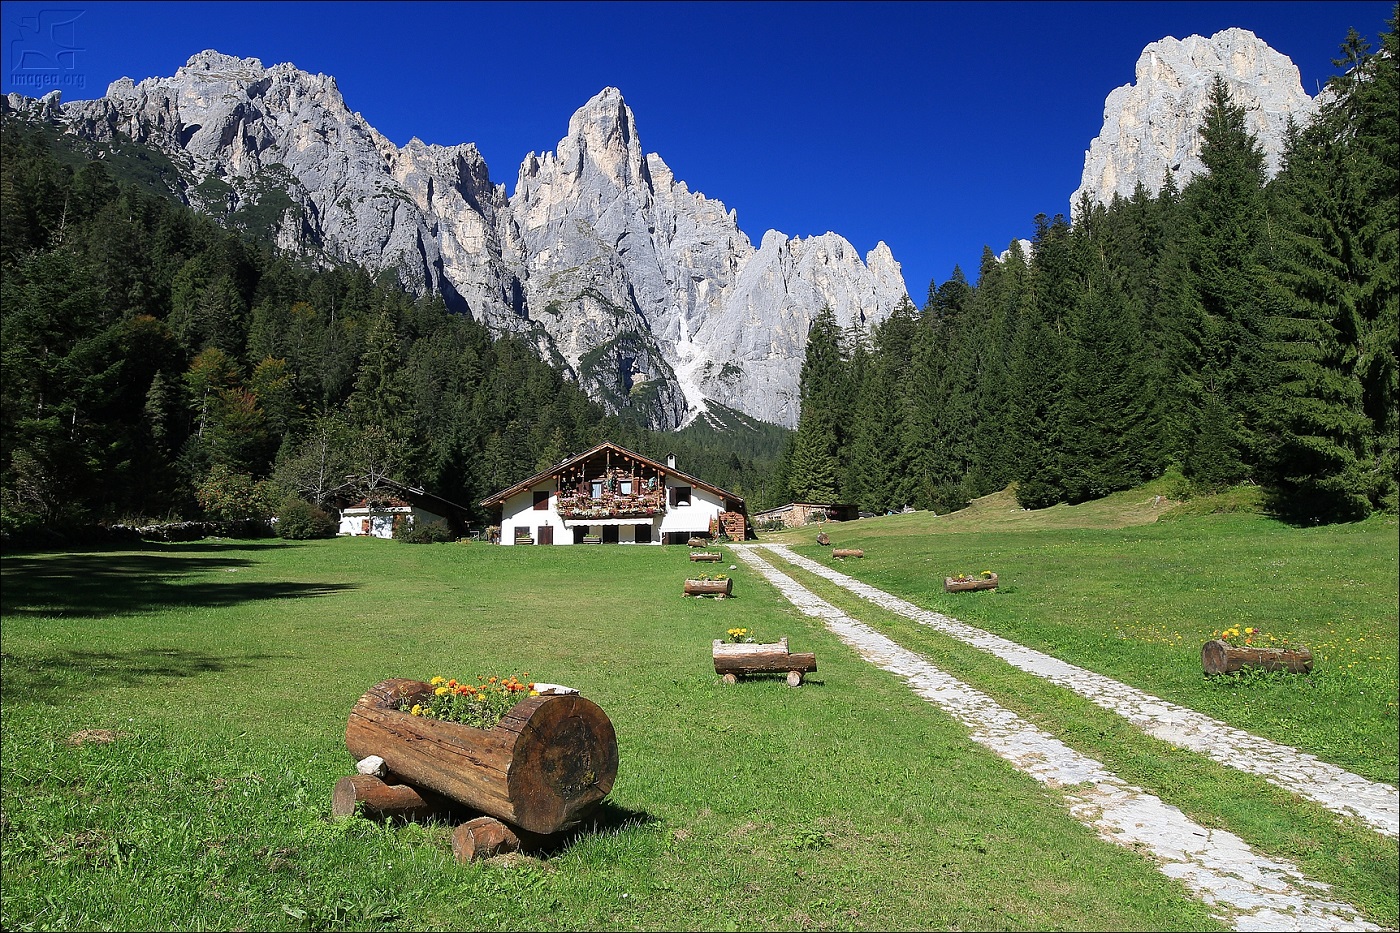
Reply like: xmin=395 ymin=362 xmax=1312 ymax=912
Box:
xmin=1073 ymin=27 xmax=1318 ymax=210
xmin=11 ymin=52 xmax=907 ymax=429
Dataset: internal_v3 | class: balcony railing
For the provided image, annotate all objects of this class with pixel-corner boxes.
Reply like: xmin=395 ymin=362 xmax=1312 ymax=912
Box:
xmin=556 ymin=490 xmax=666 ymax=520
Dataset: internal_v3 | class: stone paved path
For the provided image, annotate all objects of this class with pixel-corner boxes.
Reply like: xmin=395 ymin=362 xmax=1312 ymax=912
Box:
xmin=756 ymin=544 xmax=1399 ymax=840
xmin=731 ymin=545 xmax=1384 ymax=933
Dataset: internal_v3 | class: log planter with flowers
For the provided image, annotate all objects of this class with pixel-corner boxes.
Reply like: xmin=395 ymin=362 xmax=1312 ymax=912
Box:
xmin=684 ymin=575 xmax=732 ymax=597
xmin=1201 ymin=639 xmax=1313 ymax=676
xmin=713 ymin=636 xmax=817 ymax=687
xmin=343 ymin=678 xmax=618 ymax=836
xmin=945 ymin=572 xmax=998 ymax=593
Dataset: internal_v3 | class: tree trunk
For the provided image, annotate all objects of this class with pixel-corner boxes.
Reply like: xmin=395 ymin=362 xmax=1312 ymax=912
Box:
xmin=689 ymin=552 xmax=723 ymax=562
xmin=345 ymin=679 xmax=618 ymax=834
xmin=1201 ymin=639 xmax=1313 ymax=676
xmin=832 ymin=549 xmax=863 ymax=558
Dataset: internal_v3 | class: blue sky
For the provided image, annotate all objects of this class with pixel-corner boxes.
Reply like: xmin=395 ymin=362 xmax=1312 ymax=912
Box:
xmin=2 ymin=1 xmax=1392 ymax=300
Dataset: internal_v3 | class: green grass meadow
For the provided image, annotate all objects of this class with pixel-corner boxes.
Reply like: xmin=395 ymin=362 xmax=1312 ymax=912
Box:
xmin=1 ymin=491 xmax=1396 ymax=931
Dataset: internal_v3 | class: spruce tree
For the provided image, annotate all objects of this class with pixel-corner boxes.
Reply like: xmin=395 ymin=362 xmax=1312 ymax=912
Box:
xmin=1259 ymin=18 xmax=1399 ymax=519
xmin=1182 ymin=76 xmax=1273 ymax=487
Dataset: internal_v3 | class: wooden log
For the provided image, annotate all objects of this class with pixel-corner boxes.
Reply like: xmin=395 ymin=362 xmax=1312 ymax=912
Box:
xmin=712 ymin=638 xmax=817 ymax=676
xmin=832 ymin=548 xmax=863 ymax=559
xmin=684 ymin=577 xmax=732 ymax=597
xmin=452 ymin=816 xmax=523 ymax=863
xmin=689 ymin=551 xmax=722 ymax=562
xmin=331 ymin=773 xmax=451 ymax=821
xmin=944 ymin=573 xmax=998 ymax=592
xmin=1202 ymin=639 xmax=1314 ymax=676
xmin=686 ymin=537 xmax=708 ymax=547
xmin=345 ymin=679 xmax=618 ymax=835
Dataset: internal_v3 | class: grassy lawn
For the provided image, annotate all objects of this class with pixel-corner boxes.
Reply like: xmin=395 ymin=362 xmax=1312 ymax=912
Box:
xmin=1 ymin=493 xmax=1396 ymax=931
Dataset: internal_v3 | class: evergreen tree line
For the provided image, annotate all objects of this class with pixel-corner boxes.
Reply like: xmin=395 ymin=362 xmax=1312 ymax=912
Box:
xmin=0 ymin=119 xmax=782 ymax=541
xmin=779 ymin=20 xmax=1397 ymax=524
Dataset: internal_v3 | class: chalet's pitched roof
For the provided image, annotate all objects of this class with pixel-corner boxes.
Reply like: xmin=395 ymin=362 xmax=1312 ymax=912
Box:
xmin=479 ymin=441 xmax=745 ymax=509
xmin=336 ymin=477 xmax=470 ymax=519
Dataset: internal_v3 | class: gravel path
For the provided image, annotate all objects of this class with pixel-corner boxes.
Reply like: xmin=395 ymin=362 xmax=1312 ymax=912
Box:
xmin=731 ymin=544 xmax=1383 ymax=932
xmin=759 ymin=544 xmax=1399 ymax=840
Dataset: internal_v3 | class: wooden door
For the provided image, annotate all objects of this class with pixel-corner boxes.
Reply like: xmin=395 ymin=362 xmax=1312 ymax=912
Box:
xmin=538 ymin=525 xmax=553 ymax=545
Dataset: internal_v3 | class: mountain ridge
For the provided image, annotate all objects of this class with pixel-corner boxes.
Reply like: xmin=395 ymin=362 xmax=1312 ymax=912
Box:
xmin=7 ymin=52 xmax=907 ymax=430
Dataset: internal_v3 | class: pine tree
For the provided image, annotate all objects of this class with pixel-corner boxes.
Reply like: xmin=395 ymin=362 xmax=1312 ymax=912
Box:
xmin=1259 ymin=18 xmax=1399 ymax=519
xmin=1182 ymin=76 xmax=1273 ymax=487
xmin=786 ymin=306 xmax=849 ymax=502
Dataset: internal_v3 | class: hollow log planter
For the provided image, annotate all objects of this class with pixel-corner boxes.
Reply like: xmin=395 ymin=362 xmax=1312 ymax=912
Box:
xmin=1201 ymin=639 xmax=1314 ymax=676
xmin=345 ymin=679 xmax=618 ymax=835
xmin=689 ymin=551 xmax=723 ymax=562
xmin=713 ymin=636 xmax=817 ymax=686
xmin=945 ymin=573 xmax=998 ymax=593
xmin=684 ymin=577 xmax=732 ymax=597
xmin=832 ymin=548 xmax=864 ymax=559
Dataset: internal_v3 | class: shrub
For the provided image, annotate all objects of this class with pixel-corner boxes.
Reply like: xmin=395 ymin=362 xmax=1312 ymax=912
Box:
xmin=399 ymin=518 xmax=454 ymax=544
xmin=275 ymin=497 xmax=337 ymax=539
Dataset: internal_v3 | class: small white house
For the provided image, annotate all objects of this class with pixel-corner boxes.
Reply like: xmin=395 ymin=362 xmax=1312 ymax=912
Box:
xmin=336 ymin=480 xmax=468 ymax=539
xmin=479 ymin=442 xmax=750 ymax=545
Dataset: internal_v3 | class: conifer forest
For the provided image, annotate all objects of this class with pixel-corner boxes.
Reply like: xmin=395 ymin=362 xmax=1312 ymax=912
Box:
xmin=1 ymin=19 xmax=1395 ymax=541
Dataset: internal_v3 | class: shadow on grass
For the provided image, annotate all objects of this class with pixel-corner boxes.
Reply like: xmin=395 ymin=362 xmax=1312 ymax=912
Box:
xmin=0 ymin=646 xmax=295 ymax=704
xmin=0 ymin=546 xmax=355 ymax=618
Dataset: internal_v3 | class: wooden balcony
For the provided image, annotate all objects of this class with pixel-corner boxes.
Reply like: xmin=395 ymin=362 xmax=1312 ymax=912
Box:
xmin=556 ymin=491 xmax=666 ymax=520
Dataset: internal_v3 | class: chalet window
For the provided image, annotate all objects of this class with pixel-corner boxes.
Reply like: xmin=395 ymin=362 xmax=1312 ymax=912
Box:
xmin=669 ymin=485 xmax=691 ymax=507
xmin=634 ymin=523 xmax=652 ymax=544
xmin=619 ymin=480 xmax=632 ymax=495
xmin=591 ymin=481 xmax=603 ymax=498
xmin=533 ymin=491 xmax=549 ymax=510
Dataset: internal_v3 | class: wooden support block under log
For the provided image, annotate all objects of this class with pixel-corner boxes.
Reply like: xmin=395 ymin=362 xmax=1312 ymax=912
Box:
xmin=1202 ymin=639 xmax=1314 ymax=676
xmin=345 ymin=679 xmax=618 ymax=835
xmin=684 ymin=577 xmax=732 ymax=597
xmin=452 ymin=816 xmax=526 ymax=863
xmin=832 ymin=549 xmax=863 ymax=559
xmin=332 ymin=773 xmax=452 ymax=822
xmin=944 ymin=573 xmax=998 ymax=592
xmin=713 ymin=637 xmax=817 ymax=686
xmin=689 ymin=551 xmax=722 ymax=562
xmin=816 ymin=532 xmax=831 ymax=546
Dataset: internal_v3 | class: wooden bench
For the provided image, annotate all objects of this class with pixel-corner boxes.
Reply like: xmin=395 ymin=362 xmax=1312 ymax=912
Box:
xmin=582 ymin=534 xmax=602 ymax=545
xmin=712 ymin=637 xmax=816 ymax=686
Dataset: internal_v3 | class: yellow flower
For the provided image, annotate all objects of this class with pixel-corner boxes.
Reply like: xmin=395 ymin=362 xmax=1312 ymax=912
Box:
xmin=410 ymin=704 xmax=423 ymax=715
xmin=435 ymin=686 xmax=449 ymax=696
xmin=429 ymin=676 xmax=446 ymax=686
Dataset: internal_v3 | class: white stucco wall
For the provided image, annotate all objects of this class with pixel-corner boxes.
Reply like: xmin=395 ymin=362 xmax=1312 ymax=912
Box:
xmin=338 ymin=505 xmax=444 ymax=539
xmin=498 ymin=478 xmax=727 ymax=545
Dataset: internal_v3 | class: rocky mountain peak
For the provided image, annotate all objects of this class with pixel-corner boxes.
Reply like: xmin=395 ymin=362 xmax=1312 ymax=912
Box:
xmin=19 ymin=59 xmax=906 ymax=430
xmin=1073 ymin=27 xmax=1317 ymax=210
